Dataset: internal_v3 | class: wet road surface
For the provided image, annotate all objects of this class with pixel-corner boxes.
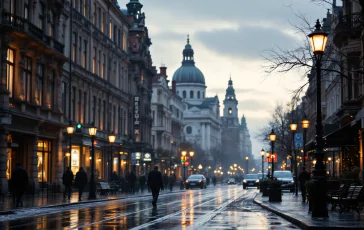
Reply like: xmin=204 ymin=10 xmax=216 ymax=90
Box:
xmin=0 ymin=186 xmax=299 ymax=229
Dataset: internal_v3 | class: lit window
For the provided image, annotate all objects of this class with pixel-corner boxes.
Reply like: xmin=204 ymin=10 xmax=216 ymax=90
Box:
xmin=228 ymin=108 xmax=232 ymax=115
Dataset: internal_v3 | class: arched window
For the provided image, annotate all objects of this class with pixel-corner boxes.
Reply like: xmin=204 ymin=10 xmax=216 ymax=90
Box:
xmin=186 ymin=126 xmax=192 ymax=134
xmin=182 ymin=90 xmax=186 ymax=98
xmin=228 ymin=108 xmax=233 ymax=115
xmin=197 ymin=91 xmax=200 ymax=99
xmin=190 ymin=90 xmax=194 ymax=98
xmin=202 ymin=92 xmax=205 ymax=99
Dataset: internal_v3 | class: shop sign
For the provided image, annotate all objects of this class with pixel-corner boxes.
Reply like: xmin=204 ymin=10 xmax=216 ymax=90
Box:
xmin=143 ymin=153 xmax=152 ymax=161
xmin=134 ymin=96 xmax=140 ymax=139
xmin=135 ymin=152 xmax=142 ymax=160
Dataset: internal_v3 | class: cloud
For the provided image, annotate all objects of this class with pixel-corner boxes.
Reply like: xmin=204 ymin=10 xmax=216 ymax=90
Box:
xmin=238 ymin=99 xmax=275 ymax=113
xmin=209 ymin=87 xmax=263 ymax=95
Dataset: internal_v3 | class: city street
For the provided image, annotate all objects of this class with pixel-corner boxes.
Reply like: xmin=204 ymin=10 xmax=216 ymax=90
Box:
xmin=0 ymin=186 xmax=298 ymax=229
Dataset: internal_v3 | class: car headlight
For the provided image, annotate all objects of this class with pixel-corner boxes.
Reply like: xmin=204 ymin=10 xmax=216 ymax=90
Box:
xmin=243 ymin=180 xmax=247 ymax=183
xmin=186 ymin=180 xmax=189 ymax=183
xmin=256 ymin=180 xmax=259 ymax=183
xmin=291 ymin=180 xmax=294 ymax=183
xmin=198 ymin=180 xmax=202 ymax=183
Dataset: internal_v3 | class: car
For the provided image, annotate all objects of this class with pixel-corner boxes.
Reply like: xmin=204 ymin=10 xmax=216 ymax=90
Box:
xmin=242 ymin=174 xmax=259 ymax=189
xmin=185 ymin=174 xmax=207 ymax=189
xmin=273 ymin=170 xmax=295 ymax=192
xmin=227 ymin=178 xmax=236 ymax=185
xmin=257 ymin=173 xmax=268 ymax=180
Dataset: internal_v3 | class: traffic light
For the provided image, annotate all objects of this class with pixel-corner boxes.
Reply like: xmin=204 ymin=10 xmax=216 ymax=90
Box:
xmin=77 ymin=123 xmax=82 ymax=129
xmin=180 ymin=156 xmax=185 ymax=163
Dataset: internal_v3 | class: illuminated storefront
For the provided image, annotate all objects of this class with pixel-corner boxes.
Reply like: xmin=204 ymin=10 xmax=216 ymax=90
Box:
xmin=37 ymin=140 xmax=52 ymax=184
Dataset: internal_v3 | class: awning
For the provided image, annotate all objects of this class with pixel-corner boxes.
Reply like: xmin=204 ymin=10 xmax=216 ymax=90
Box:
xmin=323 ymin=122 xmax=360 ymax=147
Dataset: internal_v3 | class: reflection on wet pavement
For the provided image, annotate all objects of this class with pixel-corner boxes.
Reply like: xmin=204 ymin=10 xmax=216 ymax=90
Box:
xmin=0 ymin=186 xmax=299 ymax=229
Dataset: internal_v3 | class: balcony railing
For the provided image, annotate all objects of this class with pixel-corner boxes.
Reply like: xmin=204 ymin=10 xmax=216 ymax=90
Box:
xmin=337 ymin=13 xmax=362 ymax=30
xmin=2 ymin=12 xmax=64 ymax=54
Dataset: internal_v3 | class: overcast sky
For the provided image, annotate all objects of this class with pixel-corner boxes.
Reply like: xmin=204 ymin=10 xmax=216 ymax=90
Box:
xmin=119 ymin=0 xmax=332 ymax=160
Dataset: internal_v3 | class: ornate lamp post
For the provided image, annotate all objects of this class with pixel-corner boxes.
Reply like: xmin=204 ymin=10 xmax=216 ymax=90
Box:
xmin=88 ymin=123 xmax=97 ymax=200
xmin=66 ymin=121 xmax=75 ymax=169
xmin=269 ymin=129 xmax=277 ymax=180
xmin=260 ymin=149 xmax=265 ymax=180
xmin=189 ymin=151 xmax=194 ymax=174
xmin=198 ymin=164 xmax=203 ymax=174
xmin=308 ymin=19 xmax=329 ymax=218
xmin=245 ymin=157 xmax=249 ymax=174
xmin=289 ymin=121 xmax=298 ymax=195
xmin=301 ymin=114 xmax=310 ymax=166
xmin=181 ymin=151 xmax=187 ymax=182
xmin=108 ymin=131 xmax=116 ymax=180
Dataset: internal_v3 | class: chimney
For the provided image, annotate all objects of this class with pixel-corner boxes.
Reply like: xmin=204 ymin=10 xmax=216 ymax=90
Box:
xmin=172 ymin=80 xmax=176 ymax=94
xmin=160 ymin=64 xmax=167 ymax=78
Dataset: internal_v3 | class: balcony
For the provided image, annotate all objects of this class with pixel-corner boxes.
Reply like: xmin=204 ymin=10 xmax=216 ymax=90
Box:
xmin=1 ymin=12 xmax=64 ymax=55
xmin=333 ymin=13 xmax=363 ymax=46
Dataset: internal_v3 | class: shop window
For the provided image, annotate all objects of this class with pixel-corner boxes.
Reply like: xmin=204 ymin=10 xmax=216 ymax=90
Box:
xmin=37 ymin=140 xmax=52 ymax=183
xmin=6 ymin=149 xmax=12 ymax=180
xmin=70 ymin=146 xmax=80 ymax=175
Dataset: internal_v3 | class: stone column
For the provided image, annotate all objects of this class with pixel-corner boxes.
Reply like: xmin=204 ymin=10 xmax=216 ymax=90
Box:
xmin=55 ymin=129 xmax=64 ymax=192
xmin=206 ymin=124 xmax=211 ymax=153
xmin=0 ymin=130 xmax=8 ymax=194
xmin=30 ymin=137 xmax=39 ymax=192
xmin=201 ymin=123 xmax=205 ymax=150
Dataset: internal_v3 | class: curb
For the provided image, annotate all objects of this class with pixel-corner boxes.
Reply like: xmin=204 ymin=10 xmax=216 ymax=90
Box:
xmin=253 ymin=196 xmax=362 ymax=230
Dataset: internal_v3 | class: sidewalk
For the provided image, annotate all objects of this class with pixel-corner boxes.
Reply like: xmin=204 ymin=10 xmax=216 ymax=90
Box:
xmin=0 ymin=186 xmax=184 ymax=213
xmin=254 ymin=192 xmax=364 ymax=230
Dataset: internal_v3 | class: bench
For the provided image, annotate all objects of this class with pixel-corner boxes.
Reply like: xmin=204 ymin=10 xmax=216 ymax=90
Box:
xmin=327 ymin=184 xmax=350 ymax=210
xmin=97 ymin=182 xmax=111 ymax=195
xmin=332 ymin=185 xmax=364 ymax=214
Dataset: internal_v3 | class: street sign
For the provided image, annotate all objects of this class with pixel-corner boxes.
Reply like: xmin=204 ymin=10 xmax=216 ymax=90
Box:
xmin=131 ymin=152 xmax=136 ymax=165
xmin=294 ymin=133 xmax=303 ymax=148
xmin=265 ymin=153 xmax=277 ymax=162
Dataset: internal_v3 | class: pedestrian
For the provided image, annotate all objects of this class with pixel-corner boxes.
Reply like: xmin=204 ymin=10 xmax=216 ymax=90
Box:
xmin=111 ymin=171 xmax=119 ymax=182
xmin=62 ymin=167 xmax=74 ymax=200
xmin=168 ymin=174 xmax=175 ymax=191
xmin=163 ymin=173 xmax=169 ymax=191
xmin=128 ymin=172 xmax=136 ymax=194
xmin=11 ymin=163 xmax=28 ymax=207
xmin=139 ymin=174 xmax=146 ymax=193
xmin=212 ymin=176 xmax=217 ymax=186
xmin=148 ymin=166 xmax=164 ymax=207
xmin=298 ymin=166 xmax=310 ymax=202
xmin=75 ymin=167 xmax=88 ymax=201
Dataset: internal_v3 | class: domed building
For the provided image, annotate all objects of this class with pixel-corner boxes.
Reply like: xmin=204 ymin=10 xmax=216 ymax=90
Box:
xmin=172 ymin=37 xmax=222 ymax=165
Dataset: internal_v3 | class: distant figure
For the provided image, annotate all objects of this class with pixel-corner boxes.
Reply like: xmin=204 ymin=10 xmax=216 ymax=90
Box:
xmin=163 ymin=173 xmax=169 ymax=191
xmin=11 ymin=163 xmax=28 ymax=207
xmin=168 ymin=174 xmax=175 ymax=191
xmin=212 ymin=176 xmax=217 ymax=186
xmin=128 ymin=172 xmax=136 ymax=194
xmin=111 ymin=171 xmax=119 ymax=182
xmin=62 ymin=167 xmax=74 ymax=200
xmin=148 ymin=166 xmax=164 ymax=207
xmin=298 ymin=167 xmax=310 ymax=202
xmin=139 ymin=174 xmax=146 ymax=193
xmin=75 ymin=167 xmax=88 ymax=201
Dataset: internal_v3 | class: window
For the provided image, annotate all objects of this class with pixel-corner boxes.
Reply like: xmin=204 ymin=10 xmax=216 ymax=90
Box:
xmin=182 ymin=91 xmax=186 ymax=98
xmin=83 ymin=92 xmax=87 ymax=123
xmin=190 ymin=90 xmax=194 ymax=98
xmin=92 ymin=47 xmax=96 ymax=74
xmin=122 ymin=33 xmax=127 ymax=51
xmin=6 ymin=49 xmax=15 ymax=98
xmin=98 ymin=98 xmax=101 ymax=128
xmin=22 ymin=57 xmax=32 ymax=101
xmin=79 ymin=0 xmax=83 ymax=12
xmin=186 ymin=126 xmax=192 ymax=134
xmin=93 ymin=3 xmax=96 ymax=24
xmin=109 ymin=21 xmax=113 ymax=39
xmin=118 ymin=107 xmax=123 ymax=135
xmin=103 ymin=100 xmax=106 ymax=130
xmin=113 ymin=105 xmax=116 ymax=131
xmin=102 ymin=12 xmax=106 ymax=33
xmin=202 ymin=92 xmax=205 ymax=99
xmin=10 ymin=0 xmax=16 ymax=14
xmin=98 ymin=50 xmax=101 ymax=76
xmin=62 ymin=82 xmax=67 ymax=114
xmin=98 ymin=7 xmax=101 ymax=29
xmin=38 ymin=3 xmax=45 ymax=30
xmin=48 ymin=70 xmax=55 ymax=109
xmin=118 ymin=29 xmax=121 ymax=47
xmin=49 ymin=11 xmax=55 ymax=37
xmin=82 ymin=39 xmax=87 ymax=69
xmin=36 ymin=64 xmax=44 ymax=105
xmin=93 ymin=96 xmax=96 ymax=123
xmin=78 ymin=36 xmax=82 ymax=64
xmin=228 ymin=108 xmax=232 ymax=115
xmin=78 ymin=89 xmax=82 ymax=122
xmin=37 ymin=140 xmax=52 ymax=183
xmin=102 ymin=54 xmax=105 ymax=78
xmin=83 ymin=0 xmax=87 ymax=17
xmin=197 ymin=91 xmax=200 ymax=99
xmin=24 ymin=4 xmax=29 ymax=20
xmin=72 ymin=86 xmax=76 ymax=120
xmin=72 ymin=32 xmax=77 ymax=62
xmin=114 ymin=25 xmax=117 ymax=42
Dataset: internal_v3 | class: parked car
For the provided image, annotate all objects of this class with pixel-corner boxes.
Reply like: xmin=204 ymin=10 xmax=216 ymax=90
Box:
xmin=257 ymin=173 xmax=268 ymax=180
xmin=242 ymin=174 xmax=259 ymax=189
xmin=273 ymin=170 xmax=294 ymax=192
xmin=227 ymin=178 xmax=236 ymax=185
xmin=185 ymin=174 xmax=207 ymax=189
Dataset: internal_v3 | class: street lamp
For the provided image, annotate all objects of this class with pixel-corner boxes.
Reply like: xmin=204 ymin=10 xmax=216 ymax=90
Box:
xmin=308 ymin=19 xmax=328 ymax=218
xmin=245 ymin=156 xmax=249 ymax=174
xmin=108 ymin=131 xmax=116 ymax=180
xmin=269 ymin=129 xmax=277 ymax=180
xmin=301 ymin=114 xmax=310 ymax=166
xmin=66 ymin=121 xmax=75 ymax=169
xmin=260 ymin=149 xmax=265 ymax=180
xmin=289 ymin=121 xmax=298 ymax=196
xmin=88 ymin=122 xmax=97 ymax=200
xmin=189 ymin=151 xmax=194 ymax=174
xmin=198 ymin=164 xmax=203 ymax=173
xmin=182 ymin=151 xmax=187 ymax=181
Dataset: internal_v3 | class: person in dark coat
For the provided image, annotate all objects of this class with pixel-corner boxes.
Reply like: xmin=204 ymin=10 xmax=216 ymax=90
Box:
xmin=139 ymin=174 xmax=146 ymax=193
xmin=148 ymin=166 xmax=164 ymax=207
xmin=11 ymin=163 xmax=28 ymax=207
xmin=111 ymin=171 xmax=119 ymax=182
xmin=62 ymin=167 xmax=74 ymax=200
xmin=298 ymin=167 xmax=310 ymax=202
xmin=75 ymin=167 xmax=88 ymax=201
xmin=128 ymin=172 xmax=136 ymax=194
xmin=163 ymin=174 xmax=169 ymax=191
xmin=168 ymin=174 xmax=175 ymax=191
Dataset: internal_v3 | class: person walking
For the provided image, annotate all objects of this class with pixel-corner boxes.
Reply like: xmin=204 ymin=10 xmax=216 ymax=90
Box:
xmin=62 ymin=167 xmax=74 ymax=200
xmin=128 ymin=172 xmax=136 ymax=194
xmin=148 ymin=166 xmax=164 ymax=207
xmin=168 ymin=174 xmax=175 ymax=191
xmin=298 ymin=167 xmax=310 ymax=202
xmin=163 ymin=173 xmax=169 ymax=191
xmin=111 ymin=171 xmax=119 ymax=182
xmin=75 ymin=167 xmax=88 ymax=201
xmin=139 ymin=174 xmax=146 ymax=193
xmin=11 ymin=163 xmax=28 ymax=207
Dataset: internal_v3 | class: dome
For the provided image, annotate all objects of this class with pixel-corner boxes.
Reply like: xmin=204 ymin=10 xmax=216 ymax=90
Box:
xmin=172 ymin=65 xmax=205 ymax=84
xmin=225 ymin=78 xmax=235 ymax=96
